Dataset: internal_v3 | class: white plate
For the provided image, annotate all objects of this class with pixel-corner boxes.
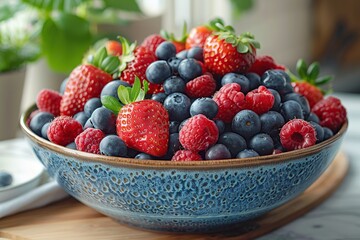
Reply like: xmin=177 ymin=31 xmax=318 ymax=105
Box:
xmin=0 ymin=154 xmax=44 ymax=202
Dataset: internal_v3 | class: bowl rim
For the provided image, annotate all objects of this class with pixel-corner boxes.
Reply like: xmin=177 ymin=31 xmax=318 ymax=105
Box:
xmin=20 ymin=104 xmax=348 ymax=169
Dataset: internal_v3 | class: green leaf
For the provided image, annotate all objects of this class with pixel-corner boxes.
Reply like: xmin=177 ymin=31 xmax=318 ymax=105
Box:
xmin=315 ymin=75 xmax=333 ymax=85
xmin=102 ymin=0 xmax=141 ymax=12
xmin=117 ymin=85 xmax=131 ymax=105
xmin=0 ymin=3 xmax=24 ymax=22
xmin=296 ymin=59 xmax=308 ymax=79
xmin=101 ymin=95 xmax=122 ymax=115
xmin=100 ymin=56 xmax=120 ymax=74
xmin=307 ymin=62 xmax=320 ymax=82
xmin=21 ymin=0 xmax=90 ymax=12
xmin=237 ymin=44 xmax=248 ymax=53
xmin=143 ymin=80 xmax=149 ymax=95
xmin=130 ymin=76 xmax=141 ymax=102
xmin=41 ymin=13 xmax=92 ymax=73
xmin=93 ymin=47 xmax=107 ymax=67
xmin=230 ymin=0 xmax=254 ymax=17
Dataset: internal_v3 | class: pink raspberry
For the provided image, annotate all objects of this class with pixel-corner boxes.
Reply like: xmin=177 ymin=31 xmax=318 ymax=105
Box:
xmin=179 ymin=114 xmax=218 ymax=152
xmin=213 ymin=83 xmax=246 ymax=123
xmin=171 ymin=150 xmax=202 ymax=161
xmin=280 ymin=119 xmax=316 ymax=151
xmin=246 ymin=86 xmax=274 ymax=115
xmin=185 ymin=74 xmax=216 ymax=98
xmin=75 ymin=128 xmax=105 ymax=154
xmin=47 ymin=116 xmax=83 ymax=146
xmin=36 ymin=89 xmax=62 ymax=116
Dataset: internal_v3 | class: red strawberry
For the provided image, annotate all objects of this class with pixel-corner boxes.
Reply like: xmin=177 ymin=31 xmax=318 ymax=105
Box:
xmin=185 ymin=74 xmax=217 ymax=98
xmin=312 ymin=96 xmax=347 ymax=133
xmin=106 ymin=40 xmax=122 ymax=56
xmin=186 ymin=25 xmax=212 ymax=49
xmin=247 ymin=55 xmax=284 ymax=76
xmin=245 ymin=86 xmax=274 ymax=115
xmin=280 ymin=119 xmax=317 ymax=151
xmin=119 ymin=37 xmax=162 ymax=94
xmin=171 ymin=150 xmax=202 ymax=161
xmin=213 ymin=83 xmax=246 ymax=123
xmin=140 ymin=34 xmax=165 ymax=54
xmin=292 ymin=82 xmax=324 ymax=108
xmin=36 ymin=89 xmax=62 ymax=116
xmin=48 ymin=116 xmax=83 ymax=146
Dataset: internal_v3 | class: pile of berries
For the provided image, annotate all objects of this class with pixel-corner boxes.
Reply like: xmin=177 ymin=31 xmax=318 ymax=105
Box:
xmin=28 ymin=19 xmax=347 ymax=161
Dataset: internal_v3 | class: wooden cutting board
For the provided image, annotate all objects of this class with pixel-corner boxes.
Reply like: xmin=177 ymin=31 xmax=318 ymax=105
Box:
xmin=0 ymin=152 xmax=348 ymax=240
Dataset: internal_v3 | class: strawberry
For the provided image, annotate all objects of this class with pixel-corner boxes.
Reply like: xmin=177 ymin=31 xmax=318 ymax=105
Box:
xmin=102 ymin=78 xmax=169 ymax=157
xmin=289 ymin=59 xmax=332 ymax=108
xmin=106 ymin=40 xmax=122 ymax=56
xmin=140 ymin=34 xmax=165 ymax=54
xmin=186 ymin=25 xmax=212 ymax=49
xmin=119 ymin=37 xmax=163 ymax=94
xmin=203 ymin=23 xmax=260 ymax=75
xmin=60 ymin=47 xmax=119 ymax=116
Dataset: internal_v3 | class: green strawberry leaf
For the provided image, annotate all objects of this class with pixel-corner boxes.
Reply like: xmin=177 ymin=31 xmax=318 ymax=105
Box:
xmin=130 ymin=76 xmax=141 ymax=102
xmin=296 ymin=59 xmax=308 ymax=80
xmin=237 ymin=43 xmax=248 ymax=53
xmin=101 ymin=95 xmax=122 ymax=115
xmin=100 ymin=56 xmax=120 ymax=74
xmin=118 ymin=85 xmax=131 ymax=105
xmin=143 ymin=80 xmax=149 ymax=95
xmin=307 ymin=62 xmax=320 ymax=83
xmin=315 ymin=75 xmax=333 ymax=85
xmin=92 ymin=47 xmax=107 ymax=67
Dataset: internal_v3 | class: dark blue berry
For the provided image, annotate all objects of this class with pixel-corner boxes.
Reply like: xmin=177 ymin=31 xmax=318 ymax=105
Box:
xmin=163 ymin=76 xmax=185 ymax=94
xmin=178 ymin=119 xmax=189 ymax=132
xmin=151 ymin=93 xmax=167 ymax=104
xmin=236 ymin=149 xmax=259 ymax=158
xmin=100 ymin=135 xmax=127 ymax=157
xmin=30 ymin=112 xmax=54 ymax=136
xmin=101 ymin=80 xmax=131 ymax=100
xmin=74 ymin=111 xmax=89 ymax=127
xmin=307 ymin=112 xmax=320 ymax=124
xmin=127 ymin=148 xmax=140 ymax=158
xmin=0 ymin=170 xmax=13 ymax=187
xmin=176 ymin=50 xmax=188 ymax=59
xmin=178 ymin=58 xmax=202 ymax=82
xmin=269 ymin=89 xmax=281 ymax=112
xmin=205 ymin=144 xmax=232 ymax=160
xmin=309 ymin=121 xmax=324 ymax=143
xmin=187 ymin=47 xmax=203 ymax=61
xmin=155 ymin=41 xmax=176 ymax=60
xmin=232 ymin=110 xmax=261 ymax=139
xmin=167 ymin=57 xmax=182 ymax=74
xmin=41 ymin=122 xmax=51 ymax=140
xmin=281 ymin=100 xmax=304 ymax=122
xmin=221 ymin=73 xmax=250 ymax=94
xmin=260 ymin=111 xmax=285 ymax=136
xmin=90 ymin=107 xmax=116 ymax=134
xmin=135 ymin=153 xmax=153 ymax=160
xmin=59 ymin=77 xmax=68 ymax=95
xmin=283 ymin=93 xmax=310 ymax=118
xmin=84 ymin=98 xmax=102 ymax=117
xmin=218 ymin=132 xmax=247 ymax=157
xmin=169 ymin=121 xmax=180 ymax=134
xmin=66 ymin=142 xmax=77 ymax=150
xmin=163 ymin=133 xmax=181 ymax=159
xmin=164 ymin=93 xmax=191 ymax=122
xmin=323 ymin=127 xmax=333 ymax=140
xmin=262 ymin=70 xmax=293 ymax=96
xmin=84 ymin=118 xmax=94 ymax=129
xmin=215 ymin=120 xmax=225 ymax=135
xmin=245 ymin=73 xmax=261 ymax=91
xmin=146 ymin=60 xmax=172 ymax=84
xmin=190 ymin=98 xmax=218 ymax=119
xmin=249 ymin=133 xmax=274 ymax=156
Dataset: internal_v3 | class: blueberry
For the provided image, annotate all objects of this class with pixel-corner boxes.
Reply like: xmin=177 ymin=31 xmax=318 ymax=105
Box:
xmin=84 ymin=98 xmax=102 ymax=117
xmin=100 ymin=135 xmax=127 ymax=157
xmin=249 ymin=133 xmax=274 ymax=156
xmin=0 ymin=170 xmax=13 ymax=187
xmin=307 ymin=112 xmax=320 ymax=124
xmin=176 ymin=50 xmax=188 ymax=59
xmin=155 ymin=41 xmax=177 ymax=60
xmin=178 ymin=58 xmax=202 ymax=82
xmin=178 ymin=119 xmax=189 ymax=132
xmin=135 ymin=153 xmax=153 ymax=160
xmin=169 ymin=121 xmax=180 ymax=134
xmin=260 ymin=111 xmax=285 ymax=136
xmin=59 ymin=77 xmax=68 ymax=95
xmin=127 ymin=148 xmax=140 ymax=158
xmin=101 ymin=80 xmax=131 ymax=100
xmin=90 ymin=107 xmax=116 ymax=134
xmin=74 ymin=111 xmax=89 ymax=127
xmin=215 ymin=120 xmax=226 ymax=135
xmin=221 ymin=73 xmax=250 ymax=94
xmin=163 ymin=76 xmax=185 ymax=94
xmin=262 ymin=70 xmax=293 ymax=96
xmin=146 ymin=60 xmax=172 ymax=84
xmin=151 ymin=93 xmax=167 ymax=104
xmin=309 ymin=121 xmax=324 ymax=143
xmin=190 ymin=98 xmax=218 ymax=119
xmin=232 ymin=110 xmax=261 ymax=139
xmin=30 ymin=112 xmax=54 ymax=136
xmin=283 ymin=93 xmax=310 ymax=118
xmin=84 ymin=118 xmax=94 ymax=129
xmin=187 ymin=47 xmax=203 ymax=61
xmin=205 ymin=144 xmax=232 ymax=160
xmin=236 ymin=149 xmax=259 ymax=158
xmin=167 ymin=57 xmax=182 ymax=74
xmin=245 ymin=73 xmax=261 ymax=91
xmin=41 ymin=122 xmax=51 ymax=140
xmin=281 ymin=100 xmax=304 ymax=122
xmin=164 ymin=93 xmax=191 ymax=122
xmin=163 ymin=133 xmax=181 ymax=159
xmin=218 ymin=132 xmax=247 ymax=157
xmin=269 ymin=89 xmax=281 ymax=112
xmin=323 ymin=127 xmax=333 ymax=140
xmin=66 ymin=142 xmax=77 ymax=150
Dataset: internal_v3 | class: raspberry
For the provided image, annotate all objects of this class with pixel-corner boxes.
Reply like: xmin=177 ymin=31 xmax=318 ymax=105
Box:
xmin=185 ymin=74 xmax=216 ymax=98
xmin=36 ymin=89 xmax=62 ymax=116
xmin=312 ymin=96 xmax=347 ymax=132
xmin=47 ymin=116 xmax=83 ymax=146
xmin=247 ymin=55 xmax=283 ymax=76
xmin=179 ymin=114 xmax=219 ymax=152
xmin=75 ymin=128 xmax=105 ymax=154
xmin=246 ymin=86 xmax=274 ymax=115
xmin=280 ymin=119 xmax=317 ymax=151
xmin=213 ymin=83 xmax=246 ymax=123
xmin=171 ymin=150 xmax=202 ymax=161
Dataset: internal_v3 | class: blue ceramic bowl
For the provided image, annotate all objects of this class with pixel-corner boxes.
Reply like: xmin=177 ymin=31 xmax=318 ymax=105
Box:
xmin=20 ymin=105 xmax=348 ymax=233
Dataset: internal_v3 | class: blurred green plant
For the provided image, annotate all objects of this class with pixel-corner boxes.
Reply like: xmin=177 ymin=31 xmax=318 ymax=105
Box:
xmin=230 ymin=0 xmax=254 ymax=17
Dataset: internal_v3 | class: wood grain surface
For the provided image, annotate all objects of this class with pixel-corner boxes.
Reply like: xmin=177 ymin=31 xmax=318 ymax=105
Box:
xmin=0 ymin=152 xmax=348 ymax=240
